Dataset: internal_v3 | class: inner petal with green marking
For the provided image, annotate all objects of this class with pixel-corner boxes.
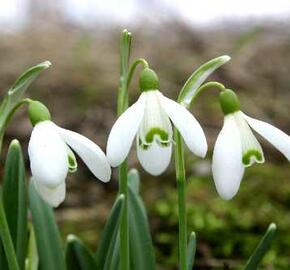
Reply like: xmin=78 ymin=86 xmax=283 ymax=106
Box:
xmin=66 ymin=146 xmax=77 ymax=173
xmin=138 ymin=90 xmax=172 ymax=147
xmin=242 ymin=149 xmax=264 ymax=167
xmin=234 ymin=111 xmax=265 ymax=167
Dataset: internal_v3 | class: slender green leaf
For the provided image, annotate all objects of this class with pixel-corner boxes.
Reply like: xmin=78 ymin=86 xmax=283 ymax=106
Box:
xmin=186 ymin=232 xmax=196 ymax=270
xmin=244 ymin=223 xmax=277 ymax=270
xmin=66 ymin=235 xmax=98 ymax=270
xmin=96 ymin=194 xmax=124 ymax=269
xmin=0 ymin=242 xmax=8 ymax=269
xmin=28 ymin=182 xmax=66 ymax=270
xmin=0 ymin=187 xmax=19 ymax=270
xmin=128 ymin=169 xmax=140 ymax=194
xmin=2 ymin=140 xmax=27 ymax=270
xmin=25 ymin=224 xmax=38 ymax=270
xmin=178 ymin=55 xmax=230 ymax=107
xmin=128 ymin=184 xmax=156 ymax=270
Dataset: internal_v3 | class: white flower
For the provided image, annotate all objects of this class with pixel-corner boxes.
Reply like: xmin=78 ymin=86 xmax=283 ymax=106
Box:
xmin=28 ymin=120 xmax=111 ymax=207
xmin=107 ymin=89 xmax=207 ymax=175
xmin=212 ymin=103 xmax=290 ymax=200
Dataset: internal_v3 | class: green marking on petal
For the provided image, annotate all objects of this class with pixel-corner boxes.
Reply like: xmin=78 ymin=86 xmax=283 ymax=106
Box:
xmin=145 ymin=127 xmax=169 ymax=144
xmin=138 ymin=138 xmax=149 ymax=150
xmin=242 ymin=149 xmax=264 ymax=167
xmin=67 ymin=147 xmax=77 ymax=173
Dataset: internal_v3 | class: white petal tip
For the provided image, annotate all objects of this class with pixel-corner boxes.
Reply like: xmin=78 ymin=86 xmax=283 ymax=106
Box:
xmin=107 ymin=155 xmax=122 ymax=168
xmin=33 ymin=179 xmax=65 ymax=208
xmin=137 ymin=141 xmax=172 ymax=176
xmin=217 ymin=190 xmax=236 ymax=200
xmin=98 ymin=168 xmax=112 ymax=183
xmin=197 ymin=145 xmax=208 ymax=159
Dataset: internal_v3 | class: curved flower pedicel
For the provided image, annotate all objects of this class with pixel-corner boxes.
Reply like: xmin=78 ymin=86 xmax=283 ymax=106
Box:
xmin=107 ymin=68 xmax=207 ymax=175
xmin=212 ymin=89 xmax=290 ymax=200
xmin=28 ymin=101 xmax=111 ymax=207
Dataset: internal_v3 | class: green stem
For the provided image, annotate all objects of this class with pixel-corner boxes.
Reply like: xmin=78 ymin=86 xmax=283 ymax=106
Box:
xmin=0 ymin=188 xmax=19 ymax=270
xmin=127 ymin=58 xmax=149 ymax=88
xmin=174 ymin=129 xmax=187 ymax=270
xmin=119 ymin=161 xmax=129 ymax=270
xmin=174 ymin=81 xmax=225 ymax=269
xmin=189 ymin=81 xmax=225 ymax=106
xmin=118 ymin=30 xmax=132 ymax=270
xmin=0 ymin=98 xmax=31 ymax=154
xmin=117 ymin=30 xmax=150 ymax=270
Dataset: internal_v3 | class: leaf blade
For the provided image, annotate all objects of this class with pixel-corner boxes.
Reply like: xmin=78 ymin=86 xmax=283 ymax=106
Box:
xmin=244 ymin=223 xmax=277 ymax=270
xmin=2 ymin=140 xmax=27 ymax=270
xmin=66 ymin=235 xmax=98 ymax=270
xmin=0 ymin=187 xmax=19 ymax=270
xmin=28 ymin=182 xmax=66 ymax=270
xmin=128 ymin=184 xmax=156 ymax=270
xmin=25 ymin=224 xmax=39 ymax=270
xmin=96 ymin=194 xmax=124 ymax=269
xmin=186 ymin=232 xmax=196 ymax=270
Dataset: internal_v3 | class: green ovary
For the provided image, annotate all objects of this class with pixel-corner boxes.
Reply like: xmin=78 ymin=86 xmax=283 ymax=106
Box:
xmin=242 ymin=150 xmax=264 ymax=167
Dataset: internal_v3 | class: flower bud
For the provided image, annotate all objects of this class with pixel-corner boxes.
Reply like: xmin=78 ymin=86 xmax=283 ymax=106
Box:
xmin=139 ymin=68 xmax=160 ymax=92
xmin=219 ymin=89 xmax=240 ymax=115
xmin=28 ymin=100 xmax=51 ymax=126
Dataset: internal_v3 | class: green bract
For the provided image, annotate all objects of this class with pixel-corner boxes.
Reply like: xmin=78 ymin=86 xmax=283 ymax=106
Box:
xmin=139 ymin=68 xmax=159 ymax=92
xmin=28 ymin=101 xmax=51 ymax=126
xmin=219 ymin=89 xmax=240 ymax=115
xmin=0 ymin=61 xmax=51 ymax=153
xmin=178 ymin=55 xmax=230 ymax=107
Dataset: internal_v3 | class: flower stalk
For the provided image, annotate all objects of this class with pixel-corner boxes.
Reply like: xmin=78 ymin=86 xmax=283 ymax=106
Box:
xmin=174 ymin=128 xmax=187 ymax=270
xmin=117 ymin=30 xmax=152 ymax=270
xmin=117 ymin=29 xmax=132 ymax=270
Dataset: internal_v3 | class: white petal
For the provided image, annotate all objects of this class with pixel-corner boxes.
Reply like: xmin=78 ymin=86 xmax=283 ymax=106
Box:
xmin=158 ymin=92 xmax=207 ymax=157
xmin=212 ymin=115 xmax=245 ymax=200
xmin=107 ymin=94 xmax=145 ymax=166
xmin=57 ymin=128 xmax=111 ymax=183
xmin=33 ymin=178 xmax=65 ymax=207
xmin=243 ymin=113 xmax=290 ymax=161
xmin=28 ymin=121 xmax=68 ymax=188
xmin=137 ymin=139 xmax=172 ymax=176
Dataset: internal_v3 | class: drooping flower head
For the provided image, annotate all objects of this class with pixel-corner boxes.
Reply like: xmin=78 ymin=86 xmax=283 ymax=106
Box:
xmin=28 ymin=101 xmax=111 ymax=207
xmin=212 ymin=89 xmax=290 ymax=199
xmin=107 ymin=68 xmax=207 ymax=175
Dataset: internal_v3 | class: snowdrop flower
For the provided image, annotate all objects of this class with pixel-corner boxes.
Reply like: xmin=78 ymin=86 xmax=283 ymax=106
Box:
xmin=212 ymin=89 xmax=290 ymax=200
xmin=28 ymin=101 xmax=111 ymax=207
xmin=107 ymin=68 xmax=207 ymax=175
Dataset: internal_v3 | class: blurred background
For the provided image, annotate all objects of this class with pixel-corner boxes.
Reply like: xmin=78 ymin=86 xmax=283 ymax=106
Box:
xmin=1 ymin=0 xmax=290 ymax=269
